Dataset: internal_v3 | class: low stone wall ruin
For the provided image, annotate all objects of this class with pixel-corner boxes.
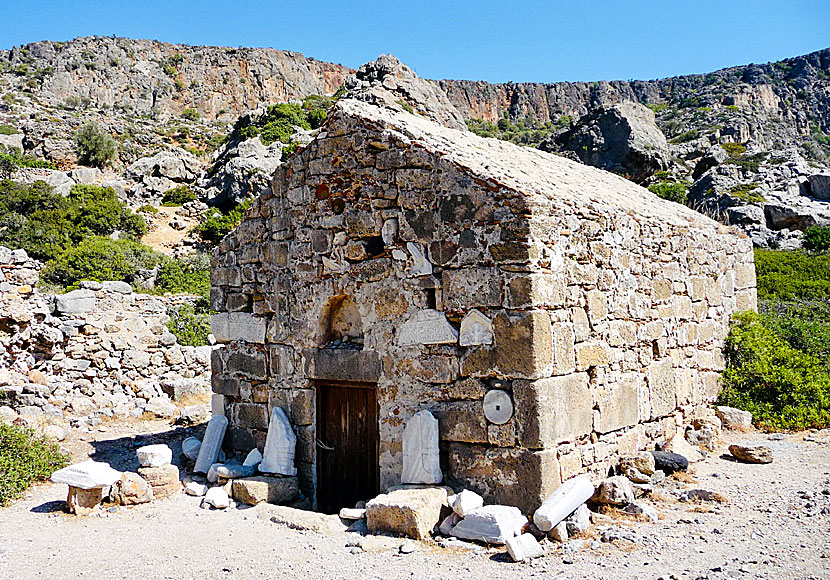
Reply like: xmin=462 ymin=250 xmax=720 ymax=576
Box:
xmin=0 ymin=247 xmax=212 ymax=428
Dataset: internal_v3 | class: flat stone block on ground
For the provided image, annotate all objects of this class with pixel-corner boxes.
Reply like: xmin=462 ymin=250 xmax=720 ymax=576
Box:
xmin=232 ymin=476 xmax=299 ymax=505
xmin=366 ymin=487 xmax=447 ymax=539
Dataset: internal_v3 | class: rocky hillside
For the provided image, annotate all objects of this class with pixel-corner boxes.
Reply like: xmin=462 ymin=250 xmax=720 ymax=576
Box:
xmin=0 ymin=36 xmax=351 ymax=120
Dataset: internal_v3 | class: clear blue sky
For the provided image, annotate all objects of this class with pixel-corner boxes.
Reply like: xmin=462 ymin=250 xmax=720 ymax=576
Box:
xmin=2 ymin=1 xmax=828 ymax=83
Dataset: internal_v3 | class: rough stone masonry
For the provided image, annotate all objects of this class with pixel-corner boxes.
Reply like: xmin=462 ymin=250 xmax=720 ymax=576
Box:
xmin=210 ymin=99 xmax=757 ymax=514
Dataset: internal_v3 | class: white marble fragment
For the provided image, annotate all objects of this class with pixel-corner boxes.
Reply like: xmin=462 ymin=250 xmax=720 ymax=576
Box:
xmin=533 ymin=475 xmax=594 ymax=532
xmin=136 ymin=444 xmax=172 ymax=468
xmin=483 ymin=389 xmax=513 ymax=425
xmin=439 ymin=513 xmax=461 ymax=536
xmin=51 ymin=460 xmax=122 ymax=490
xmin=449 ymin=489 xmax=484 ymax=517
xmin=243 ymin=448 xmax=263 ymax=468
xmin=401 ymin=410 xmax=442 ymax=485
xmin=398 ymin=310 xmax=458 ymax=346
xmin=194 ymin=415 xmax=228 ymax=474
xmin=258 ymin=407 xmax=297 ymax=476
xmin=506 ymin=533 xmax=544 ymax=562
xmin=382 ymin=218 xmax=398 ymax=244
xmin=406 ymin=242 xmax=433 ymax=276
xmin=450 ymin=505 xmax=526 ymax=544
xmin=339 ymin=507 xmax=366 ymax=520
xmin=459 ymin=309 xmax=493 ymax=346
xmin=322 ymin=256 xmax=349 ymax=274
xmin=202 ymin=486 xmax=230 ymax=509
xmin=185 ymin=481 xmax=208 ymax=497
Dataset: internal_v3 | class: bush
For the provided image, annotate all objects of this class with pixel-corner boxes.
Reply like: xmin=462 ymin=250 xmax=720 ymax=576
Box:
xmin=669 ymin=129 xmax=699 ymax=144
xmin=74 ymin=122 xmax=117 ymax=167
xmin=161 ymin=185 xmax=196 ymax=206
xmin=721 ymin=142 xmax=747 ymax=157
xmin=230 ymin=96 xmax=339 ymax=146
xmin=196 ymin=198 xmax=253 ymax=244
xmin=728 ymin=183 xmax=764 ymax=203
xmin=40 ymin=236 xmax=161 ymax=287
xmin=167 ymin=301 xmax=211 ymax=346
xmin=0 ymin=181 xmax=145 ymax=262
xmin=0 ymin=424 xmax=69 ymax=505
xmin=648 ymin=180 xmax=689 ymax=203
xmin=137 ymin=204 xmax=159 ymax=214
xmin=0 ymin=124 xmax=16 ymax=135
xmin=181 ymin=108 xmax=200 ymax=121
xmin=719 ymin=312 xmax=830 ymax=430
xmin=0 ymin=146 xmax=56 ymax=176
xmin=754 ymin=249 xmax=830 ymax=302
xmin=155 ymin=252 xmax=210 ymax=296
xmin=803 ymin=226 xmax=830 ymax=252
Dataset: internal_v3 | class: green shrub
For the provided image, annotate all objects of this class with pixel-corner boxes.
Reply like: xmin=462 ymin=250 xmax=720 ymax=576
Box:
xmin=648 ymin=180 xmax=689 ymax=203
xmin=137 ymin=204 xmax=159 ymax=214
xmin=161 ymin=185 xmax=196 ymax=206
xmin=166 ymin=301 xmax=211 ymax=346
xmin=754 ymin=249 xmax=830 ymax=302
xmin=181 ymin=108 xmax=200 ymax=121
xmin=721 ymin=142 xmax=746 ymax=157
xmin=0 ymin=423 xmax=69 ymax=505
xmin=40 ymin=236 xmax=161 ymax=287
xmin=0 ymin=181 xmax=145 ymax=262
xmin=668 ymin=129 xmax=699 ymax=144
xmin=645 ymin=103 xmax=668 ymax=113
xmin=74 ymin=122 xmax=117 ymax=167
xmin=0 ymin=146 xmax=56 ymax=176
xmin=803 ymin=226 xmax=830 ymax=252
xmin=155 ymin=252 xmax=210 ymax=296
xmin=196 ymin=199 xmax=253 ymax=244
xmin=728 ymin=183 xmax=764 ymax=203
xmin=230 ymin=96 xmax=338 ymax=145
xmin=719 ymin=311 xmax=830 ymax=430
xmin=0 ymin=124 xmax=16 ymax=135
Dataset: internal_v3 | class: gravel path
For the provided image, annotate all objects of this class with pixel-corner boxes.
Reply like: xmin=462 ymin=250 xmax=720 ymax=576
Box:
xmin=1 ymin=421 xmax=828 ymax=580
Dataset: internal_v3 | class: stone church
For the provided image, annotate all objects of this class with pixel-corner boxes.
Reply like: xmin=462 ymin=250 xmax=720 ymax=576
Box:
xmin=209 ymin=99 xmax=756 ymax=514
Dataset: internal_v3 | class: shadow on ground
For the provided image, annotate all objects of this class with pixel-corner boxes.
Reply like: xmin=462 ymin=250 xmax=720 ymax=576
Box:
xmin=87 ymin=423 xmax=208 ymax=472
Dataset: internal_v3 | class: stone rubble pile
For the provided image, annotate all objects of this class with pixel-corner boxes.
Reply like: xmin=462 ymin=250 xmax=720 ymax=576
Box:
xmin=0 ymin=247 xmax=212 ymax=429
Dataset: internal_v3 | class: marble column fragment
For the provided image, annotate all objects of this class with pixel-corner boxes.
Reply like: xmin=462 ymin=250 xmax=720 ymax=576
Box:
xmin=194 ymin=415 xmax=228 ymax=474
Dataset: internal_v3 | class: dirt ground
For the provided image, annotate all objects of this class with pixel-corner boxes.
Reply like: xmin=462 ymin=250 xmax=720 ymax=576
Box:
xmin=1 ymin=420 xmax=829 ymax=580
xmin=141 ymin=206 xmax=199 ymax=256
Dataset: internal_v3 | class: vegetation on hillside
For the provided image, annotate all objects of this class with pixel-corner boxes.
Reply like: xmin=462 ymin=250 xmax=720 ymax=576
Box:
xmin=195 ymin=198 xmax=253 ymax=244
xmin=719 ymin=248 xmax=830 ymax=429
xmin=0 ymin=424 xmax=69 ymax=506
xmin=466 ymin=113 xmax=572 ymax=146
xmin=230 ymin=95 xmax=336 ymax=147
xmin=74 ymin=122 xmax=117 ymax=167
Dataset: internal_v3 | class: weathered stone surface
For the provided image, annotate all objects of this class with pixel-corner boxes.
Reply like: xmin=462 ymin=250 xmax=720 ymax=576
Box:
xmin=185 ymin=481 xmax=208 ymax=496
xmin=398 ymin=309 xmax=458 ymax=346
xmin=260 ymin=504 xmax=348 ymax=533
xmin=194 ymin=415 xmax=228 ymax=474
xmin=482 ymin=389 xmax=513 ymax=425
xmin=594 ymin=375 xmax=641 ymax=434
xmin=67 ymin=485 xmax=104 ymax=515
xmin=620 ymin=452 xmax=656 ymax=476
xmin=181 ymin=437 xmax=201 ymax=460
xmin=450 ymin=505 xmax=527 ymax=544
xmin=664 ymin=431 xmax=704 ymax=463
xmin=593 ymin=476 xmax=635 ymax=506
xmin=506 ymin=533 xmax=544 ymax=562
xmin=716 ymin=406 xmax=753 ymax=430
xmin=110 ymin=473 xmax=154 ymax=505
xmin=210 ymin=312 xmax=266 ymax=344
xmin=51 ymin=460 xmax=121 ymax=490
xmin=728 ymin=443 xmax=773 ymax=464
xmin=232 ymin=475 xmax=299 ymax=505
xmin=366 ymin=487 xmax=447 ymax=539
xmin=463 ymin=312 xmax=553 ymax=379
xmin=402 ymin=410 xmax=442 ymax=484
xmin=55 ymin=289 xmax=95 ymax=315
xmin=137 ymin=464 xmax=180 ymax=499
xmin=144 ymin=397 xmax=177 ymax=418
xmin=459 ymin=309 xmax=494 ymax=347
xmin=514 ymin=374 xmax=592 ymax=447
xmin=202 ymin=486 xmax=231 ymax=509
xmin=136 ymin=444 xmax=172 ymax=468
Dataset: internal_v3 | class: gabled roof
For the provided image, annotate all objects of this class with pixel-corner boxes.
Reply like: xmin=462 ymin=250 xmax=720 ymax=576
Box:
xmin=328 ymin=99 xmax=731 ymax=230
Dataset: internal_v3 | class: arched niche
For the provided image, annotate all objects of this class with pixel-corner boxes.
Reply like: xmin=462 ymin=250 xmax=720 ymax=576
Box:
xmin=318 ymin=295 xmax=364 ymax=349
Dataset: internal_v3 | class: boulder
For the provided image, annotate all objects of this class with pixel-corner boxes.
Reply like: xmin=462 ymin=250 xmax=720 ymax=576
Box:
xmin=624 ymin=501 xmax=658 ymax=522
xmin=344 ymin=55 xmax=467 ymax=131
xmin=650 ymin=450 xmax=689 ymax=473
xmin=202 ymin=486 xmax=231 ymax=509
xmin=136 ymin=444 xmax=172 ymax=468
xmin=728 ymin=443 xmax=773 ymax=464
xmin=541 ymin=102 xmax=669 ymax=183
xmin=55 ymin=289 xmax=95 ymax=315
xmin=185 ymin=481 xmax=208 ymax=496
xmin=110 ymin=473 xmax=154 ymax=505
xmin=365 ymin=487 xmax=447 ymax=540
xmin=663 ymin=431 xmax=704 ymax=463
xmin=716 ymin=406 xmax=753 ymax=430
xmin=144 ymin=397 xmax=177 ymax=418
xmin=449 ymin=505 xmax=527 ymax=544
xmin=449 ymin=489 xmax=484 ymax=517
xmin=807 ymin=173 xmax=830 ymax=200
xmin=137 ymin=464 xmax=180 ymax=499
xmin=506 ymin=533 xmax=544 ymax=562
xmin=592 ymin=476 xmax=635 ymax=506
xmin=620 ymin=452 xmax=656 ymax=476
xmin=232 ymin=476 xmax=299 ymax=506
xmin=565 ymin=504 xmax=591 ymax=535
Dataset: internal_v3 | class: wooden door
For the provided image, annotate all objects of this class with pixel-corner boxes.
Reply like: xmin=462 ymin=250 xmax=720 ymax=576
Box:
xmin=315 ymin=381 xmax=379 ymax=514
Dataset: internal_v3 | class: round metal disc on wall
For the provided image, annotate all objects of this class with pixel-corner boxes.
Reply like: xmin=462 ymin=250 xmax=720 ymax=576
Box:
xmin=483 ymin=389 xmax=513 ymax=425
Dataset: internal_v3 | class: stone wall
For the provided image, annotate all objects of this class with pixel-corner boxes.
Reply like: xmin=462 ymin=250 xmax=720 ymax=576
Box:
xmin=210 ymin=100 xmax=757 ymax=512
xmin=0 ymin=247 xmax=211 ymax=428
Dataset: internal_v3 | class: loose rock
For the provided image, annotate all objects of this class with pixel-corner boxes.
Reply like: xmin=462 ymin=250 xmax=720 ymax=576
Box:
xmin=729 ymin=443 xmax=773 ymax=464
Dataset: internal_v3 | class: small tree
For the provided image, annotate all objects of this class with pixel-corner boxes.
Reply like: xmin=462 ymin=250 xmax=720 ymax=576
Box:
xmin=74 ymin=122 xmax=116 ymax=167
